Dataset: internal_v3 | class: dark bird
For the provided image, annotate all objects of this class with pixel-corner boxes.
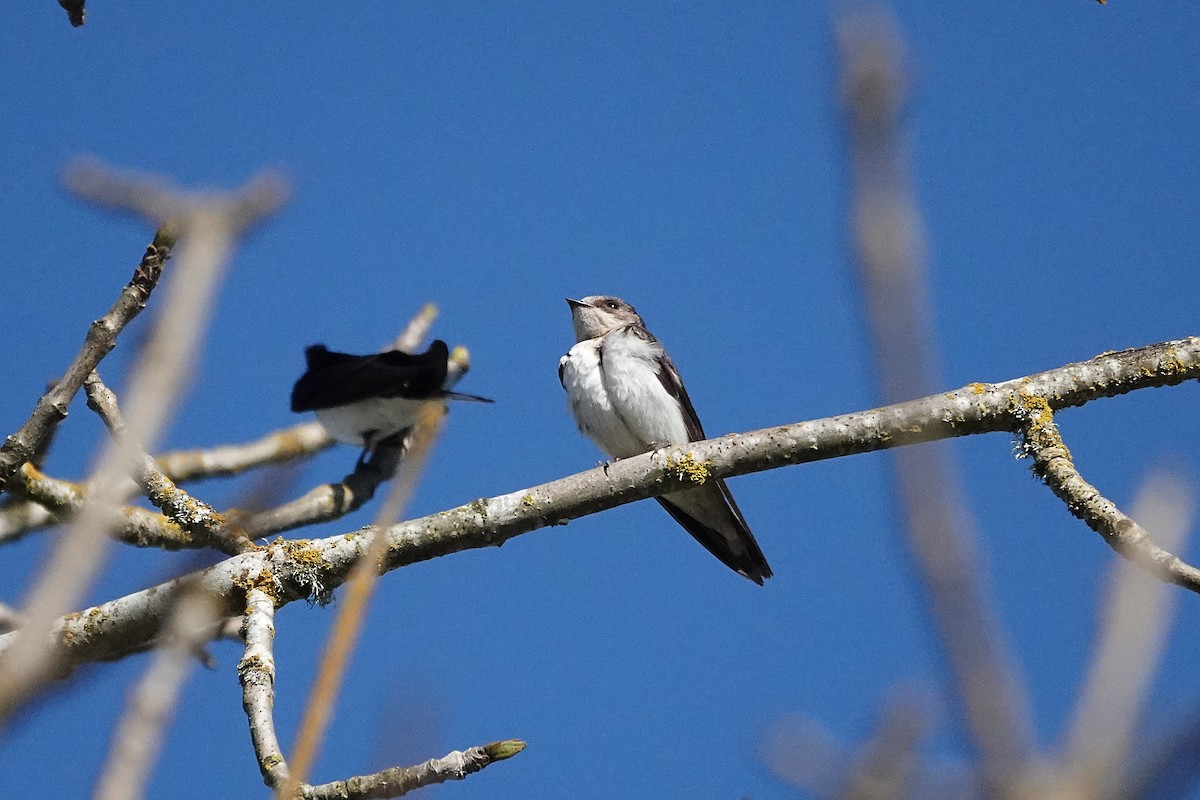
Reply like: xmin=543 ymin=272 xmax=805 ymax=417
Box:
xmin=558 ymin=296 xmax=772 ymax=584
xmin=291 ymin=339 xmax=492 ymax=463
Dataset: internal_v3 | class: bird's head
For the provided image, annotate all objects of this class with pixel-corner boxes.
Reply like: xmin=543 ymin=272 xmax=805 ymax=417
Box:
xmin=565 ymin=295 xmax=644 ymax=341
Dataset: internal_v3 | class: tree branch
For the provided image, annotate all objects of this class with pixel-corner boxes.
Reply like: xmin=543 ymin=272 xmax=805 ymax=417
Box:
xmin=154 ymin=423 xmax=334 ymax=484
xmin=84 ymin=372 xmax=253 ymax=555
xmin=7 ymin=463 xmax=193 ymax=549
xmin=1019 ymin=398 xmax=1200 ymax=592
xmin=0 ymin=163 xmax=288 ymax=724
xmin=301 ymin=739 xmax=526 ymax=800
xmin=0 ymin=226 xmax=173 ymax=494
xmin=0 ymin=336 xmax=1194 ymax=675
xmin=238 ymin=588 xmax=290 ymax=789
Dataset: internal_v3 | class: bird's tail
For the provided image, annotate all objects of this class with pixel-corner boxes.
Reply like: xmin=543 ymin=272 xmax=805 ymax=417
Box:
xmin=445 ymin=391 xmax=495 ymax=403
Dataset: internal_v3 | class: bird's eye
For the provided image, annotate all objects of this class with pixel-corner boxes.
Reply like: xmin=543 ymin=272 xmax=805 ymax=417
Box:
xmin=605 ymin=300 xmax=619 ymax=310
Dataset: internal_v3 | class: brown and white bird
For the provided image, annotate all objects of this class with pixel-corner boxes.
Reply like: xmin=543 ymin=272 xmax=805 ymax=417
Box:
xmin=558 ymin=295 xmax=772 ymax=584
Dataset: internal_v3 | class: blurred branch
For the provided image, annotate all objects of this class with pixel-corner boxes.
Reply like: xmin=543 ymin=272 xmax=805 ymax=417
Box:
xmin=0 ymin=603 xmax=26 ymax=634
xmin=1125 ymin=699 xmax=1200 ymax=800
xmin=838 ymin=694 xmax=930 ymax=800
xmin=93 ymin=584 xmax=223 ymax=800
xmin=1062 ymin=469 xmax=1194 ymax=798
xmin=0 ymin=500 xmax=55 ymax=545
xmin=0 ymin=162 xmax=288 ymax=724
xmin=838 ymin=12 xmax=1035 ymax=792
xmin=2 ymin=334 xmax=1196 ymax=675
xmin=84 ymin=372 xmax=253 ymax=555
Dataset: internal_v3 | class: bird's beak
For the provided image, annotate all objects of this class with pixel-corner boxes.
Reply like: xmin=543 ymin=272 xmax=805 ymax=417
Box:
xmin=565 ymin=298 xmax=590 ymax=309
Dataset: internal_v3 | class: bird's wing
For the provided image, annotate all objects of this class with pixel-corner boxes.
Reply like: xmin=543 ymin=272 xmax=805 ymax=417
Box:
xmin=647 ymin=338 xmax=706 ymax=442
xmin=290 ymin=340 xmax=450 ymax=412
xmin=656 ymin=484 xmax=773 ymax=585
xmin=640 ymin=329 xmax=772 ymax=583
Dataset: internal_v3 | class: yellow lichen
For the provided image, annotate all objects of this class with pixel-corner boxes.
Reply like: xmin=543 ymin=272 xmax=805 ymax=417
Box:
xmin=521 ymin=494 xmax=536 ymax=508
xmin=969 ymin=382 xmax=988 ymax=395
xmin=665 ymin=452 xmax=713 ymax=485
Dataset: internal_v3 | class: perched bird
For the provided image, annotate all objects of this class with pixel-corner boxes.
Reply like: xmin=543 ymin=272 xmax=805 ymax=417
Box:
xmin=291 ymin=339 xmax=492 ymax=463
xmin=558 ymin=296 xmax=772 ymax=584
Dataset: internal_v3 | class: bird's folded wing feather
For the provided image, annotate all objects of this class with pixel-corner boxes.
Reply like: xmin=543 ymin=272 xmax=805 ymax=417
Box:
xmin=291 ymin=340 xmax=450 ymax=411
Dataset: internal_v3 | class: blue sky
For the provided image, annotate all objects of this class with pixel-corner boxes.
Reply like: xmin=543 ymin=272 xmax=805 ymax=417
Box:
xmin=2 ymin=2 xmax=1199 ymax=798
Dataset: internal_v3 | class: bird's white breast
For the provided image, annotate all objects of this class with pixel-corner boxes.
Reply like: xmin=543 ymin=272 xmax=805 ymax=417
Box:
xmin=315 ymin=396 xmax=426 ymax=446
xmin=560 ymin=330 xmax=688 ymax=459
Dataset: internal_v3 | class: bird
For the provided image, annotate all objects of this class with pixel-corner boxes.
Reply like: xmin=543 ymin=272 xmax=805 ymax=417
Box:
xmin=558 ymin=295 xmax=772 ymax=584
xmin=291 ymin=339 xmax=492 ymax=464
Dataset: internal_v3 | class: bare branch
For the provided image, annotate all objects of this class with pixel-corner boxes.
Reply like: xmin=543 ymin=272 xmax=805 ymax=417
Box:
xmin=1062 ymin=469 xmax=1194 ymax=797
xmin=8 ymin=463 xmax=193 ymax=549
xmin=0 ymin=337 xmax=1195 ymax=676
xmin=84 ymin=372 xmax=253 ymax=555
xmin=1019 ymin=400 xmax=1200 ymax=591
xmin=155 ymin=423 xmax=333 ymax=484
xmin=0 ymin=164 xmax=287 ymax=723
xmin=838 ymin=12 xmax=1034 ymax=792
xmin=0 ymin=227 xmax=173 ymax=494
xmin=93 ymin=584 xmax=223 ymax=800
xmin=238 ymin=588 xmax=290 ymax=790
xmin=301 ymin=740 xmax=526 ymax=800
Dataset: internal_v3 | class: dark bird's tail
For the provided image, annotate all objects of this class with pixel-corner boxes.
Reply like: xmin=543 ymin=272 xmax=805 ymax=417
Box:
xmin=656 ymin=479 xmax=772 ymax=585
xmin=444 ymin=391 xmax=494 ymax=403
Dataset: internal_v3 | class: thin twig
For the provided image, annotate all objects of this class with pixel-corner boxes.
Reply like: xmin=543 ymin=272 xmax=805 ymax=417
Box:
xmin=83 ymin=372 xmax=253 ymax=554
xmin=301 ymin=740 xmax=526 ymax=800
xmin=8 ymin=463 xmax=192 ymax=548
xmin=155 ymin=423 xmax=333 ymax=484
xmin=2 ymin=336 xmax=1197 ymax=674
xmin=1020 ymin=402 xmax=1200 ymax=589
xmin=0 ymin=226 xmax=173 ymax=494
